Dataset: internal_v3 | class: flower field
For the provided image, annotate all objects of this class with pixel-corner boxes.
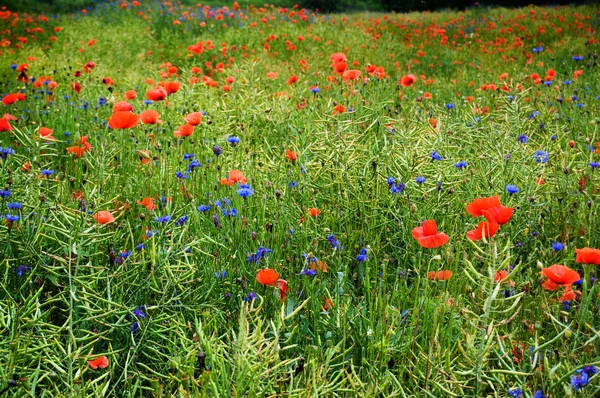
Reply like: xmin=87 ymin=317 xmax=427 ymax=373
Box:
xmin=0 ymin=1 xmax=599 ymax=396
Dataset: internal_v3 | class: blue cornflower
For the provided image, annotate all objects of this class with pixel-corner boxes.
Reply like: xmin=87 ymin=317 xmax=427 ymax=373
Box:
xmin=301 ymin=269 xmax=317 ymax=277
xmin=533 ymin=390 xmax=546 ymax=398
xmin=212 ymin=145 xmax=223 ymax=156
xmin=197 ymin=204 xmax=211 ymax=212
xmin=563 ymin=301 xmax=571 ymax=311
xmin=237 ymin=184 xmax=254 ymax=197
xmin=310 ymin=86 xmax=320 ymax=94
xmin=136 ymin=243 xmax=146 ymax=250
xmin=416 ymin=176 xmax=426 ymax=184
xmin=288 ymin=181 xmax=297 ymax=188
xmin=327 ymin=234 xmax=343 ymax=250
xmin=386 ymin=176 xmax=395 ymax=186
xmin=589 ymin=162 xmax=599 ymax=169
xmin=431 ymin=151 xmax=443 ymax=161
xmin=183 ymin=153 xmax=195 ymax=160
xmin=244 ymin=292 xmax=257 ymax=302
xmin=528 ymin=111 xmax=540 ymax=119
xmin=0 ymin=147 xmax=16 ymax=159
xmin=506 ymin=184 xmax=519 ymax=194
xmin=507 ymin=95 xmax=514 ymax=101
xmin=571 ymin=369 xmax=590 ymax=390
xmin=356 ymin=247 xmax=368 ymax=262
xmin=9 ymin=64 xmax=17 ymax=70
xmin=143 ymin=99 xmax=153 ymax=105
xmin=16 ymin=265 xmax=31 ymax=277
xmin=533 ymin=150 xmax=548 ymax=163
xmin=186 ymin=160 xmax=202 ymax=173
xmin=176 ymin=171 xmax=189 ymax=179
xmin=132 ymin=306 xmax=146 ymax=319
xmin=98 ymin=97 xmax=107 ymax=106
xmin=543 ymin=80 xmax=552 ymax=86
xmin=507 ymin=388 xmax=522 ymax=398
xmin=517 ymin=134 xmax=528 ymax=143
xmin=247 ymin=246 xmax=273 ymax=264
xmin=175 ymin=215 xmax=189 ymax=226
xmin=119 ymin=250 xmax=132 ymax=259
xmin=41 ymin=169 xmax=54 ymax=176
xmin=0 ymin=189 xmax=9 ymax=198
xmin=227 ymin=136 xmax=240 ymax=145
xmin=444 ymin=103 xmax=454 ymax=110
xmin=154 ymin=215 xmax=172 ymax=223
xmin=6 ymin=202 xmax=21 ymax=210
xmin=552 ymin=242 xmax=564 ymax=251
xmin=215 ymin=270 xmax=227 ymax=279
xmin=572 ymin=55 xmax=583 ymax=61
xmin=563 ymin=80 xmax=572 ymax=85
xmin=532 ymin=46 xmax=543 ymax=53
xmin=454 ymin=161 xmax=467 ymax=169
xmin=6 ymin=214 xmax=19 ymax=222
xmin=572 ymin=95 xmax=579 ymax=101
xmin=391 ymin=183 xmax=405 ymax=194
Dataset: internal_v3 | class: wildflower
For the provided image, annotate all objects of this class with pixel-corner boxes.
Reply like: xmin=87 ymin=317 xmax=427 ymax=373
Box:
xmin=327 ymin=234 xmax=343 ymax=249
xmin=215 ymin=271 xmax=227 ymax=279
xmin=589 ymin=162 xmax=599 ymax=169
xmin=533 ymin=390 xmax=546 ymax=398
xmin=356 ymin=247 xmax=368 ymax=262
xmin=507 ymin=388 xmax=522 ymax=398
xmin=108 ymin=111 xmax=139 ymax=129
xmin=427 ymin=270 xmax=453 ymax=281
xmin=416 ymin=176 xmax=426 ymax=184
xmin=6 ymin=202 xmax=21 ymax=210
xmin=87 ymin=356 xmax=109 ymax=370
xmin=175 ymin=215 xmax=189 ymax=226
xmin=0 ymin=189 xmax=10 ymax=198
xmin=197 ymin=204 xmax=211 ymax=212
xmin=93 ymin=211 xmax=115 ymax=224
xmin=5 ymin=214 xmax=19 ymax=222
xmin=533 ymin=150 xmax=548 ymax=163
xmin=551 ymin=242 xmax=564 ymax=251
xmin=237 ymin=184 xmax=254 ymax=197
xmin=540 ymin=264 xmax=581 ymax=291
xmin=467 ymin=220 xmax=499 ymax=241
xmin=308 ymin=208 xmax=321 ymax=217
xmin=301 ymin=268 xmax=317 ymax=277
xmin=391 ymin=183 xmax=405 ymax=194
xmin=154 ymin=215 xmax=172 ymax=223
xmin=431 ymin=151 xmax=443 ymax=161
xmin=227 ymin=136 xmax=240 ymax=146
xmin=517 ymin=134 xmax=528 ymax=143
xmin=454 ymin=161 xmax=467 ymax=169
xmin=16 ymin=265 xmax=31 ymax=277
xmin=532 ymin=46 xmax=543 ymax=53
xmin=399 ymin=74 xmax=417 ymax=87
xmin=575 ymin=247 xmax=600 ymax=265
xmin=244 ymin=292 xmax=257 ymax=302
xmin=444 ymin=103 xmax=454 ymax=110
xmin=132 ymin=306 xmax=146 ymax=319
xmin=248 ymin=246 xmax=273 ymax=264
xmin=572 ymin=55 xmax=583 ymax=61
xmin=0 ymin=147 xmax=16 ymax=159
xmin=176 ymin=171 xmax=189 ymax=179
xmin=212 ymin=145 xmax=223 ymax=156
xmin=506 ymin=184 xmax=519 ymax=194
xmin=412 ymin=220 xmax=449 ymax=248
xmin=186 ymin=160 xmax=202 ymax=173
xmin=41 ymin=169 xmax=54 ymax=176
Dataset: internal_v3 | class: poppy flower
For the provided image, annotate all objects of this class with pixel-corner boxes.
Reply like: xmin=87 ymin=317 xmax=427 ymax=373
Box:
xmin=266 ymin=72 xmax=278 ymax=80
xmin=330 ymin=52 xmax=347 ymax=64
xmin=137 ymin=197 xmax=156 ymax=211
xmin=427 ymin=270 xmax=453 ymax=281
xmin=342 ymin=69 xmax=361 ymax=81
xmin=399 ymin=74 xmax=417 ymax=87
xmin=334 ymin=104 xmax=346 ymax=114
xmin=159 ymin=81 xmax=180 ymax=94
xmin=145 ymin=87 xmax=168 ymax=101
xmin=0 ymin=114 xmax=16 ymax=132
xmin=66 ymin=136 xmax=91 ymax=158
xmin=466 ymin=196 xmax=501 ymax=217
xmin=482 ymin=206 xmax=514 ymax=225
xmin=466 ymin=220 xmax=499 ymax=241
xmin=2 ymin=93 xmax=25 ymax=106
xmin=108 ymin=111 xmax=139 ymax=129
xmin=575 ymin=247 xmax=600 ymax=265
xmin=285 ymin=149 xmax=297 ymax=162
xmin=560 ymin=288 xmax=576 ymax=302
xmin=87 ymin=356 xmax=109 ymax=370
xmin=311 ymin=260 xmax=328 ymax=273
xmin=124 ymin=90 xmax=137 ymax=100
xmin=183 ymin=112 xmax=203 ymax=126
xmin=228 ymin=170 xmax=247 ymax=184
xmin=411 ymin=220 xmax=449 ymax=248
xmin=256 ymin=268 xmax=279 ymax=286
xmin=39 ymin=127 xmax=55 ymax=141
xmin=287 ymin=75 xmax=298 ymax=85
xmin=332 ymin=61 xmax=347 ymax=74
xmin=138 ymin=150 xmax=151 ymax=165
xmin=308 ymin=208 xmax=321 ymax=217
xmin=113 ymin=101 xmax=133 ymax=112
xmin=277 ymin=278 xmax=288 ymax=302
xmin=174 ymin=123 xmax=194 ymax=137
xmin=93 ymin=211 xmax=115 ymax=224
xmin=540 ymin=264 xmax=581 ymax=291
xmin=495 ymin=270 xmax=509 ymax=283
xmin=140 ymin=110 xmax=160 ymax=125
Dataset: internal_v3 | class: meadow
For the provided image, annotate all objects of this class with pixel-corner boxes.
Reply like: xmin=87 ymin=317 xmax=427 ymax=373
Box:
xmin=0 ymin=1 xmax=599 ymax=397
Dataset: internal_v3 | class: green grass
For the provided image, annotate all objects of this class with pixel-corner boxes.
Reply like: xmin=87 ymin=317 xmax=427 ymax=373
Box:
xmin=0 ymin=1 xmax=599 ymax=397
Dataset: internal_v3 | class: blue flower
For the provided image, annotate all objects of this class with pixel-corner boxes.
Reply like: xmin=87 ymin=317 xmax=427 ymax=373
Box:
xmin=227 ymin=136 xmax=240 ymax=145
xmin=506 ymin=184 xmax=519 ymax=194
xmin=186 ymin=160 xmax=202 ymax=173
xmin=136 ymin=244 xmax=146 ymax=250
xmin=454 ymin=161 xmax=467 ymax=169
xmin=247 ymin=246 xmax=273 ymax=264
xmin=507 ymin=388 xmax=522 ymax=398
xmin=0 ymin=147 xmax=16 ymax=159
xmin=327 ymin=234 xmax=343 ymax=250
xmin=215 ymin=270 xmax=227 ymax=279
xmin=175 ymin=215 xmax=189 ymax=226
xmin=431 ymin=151 xmax=443 ymax=161
xmin=532 ymin=46 xmax=543 ymax=53
xmin=237 ymin=184 xmax=254 ymax=197
xmin=391 ymin=183 xmax=405 ymax=194
xmin=590 ymin=162 xmax=599 ymax=169
xmin=0 ymin=189 xmax=10 ymax=198
xmin=5 ymin=214 xmax=19 ymax=222
xmin=301 ymin=269 xmax=317 ymax=277
xmin=444 ymin=103 xmax=454 ymax=110
xmin=183 ymin=153 xmax=196 ymax=160
xmin=552 ymin=242 xmax=564 ymax=251
xmin=572 ymin=55 xmax=583 ymax=61
xmin=132 ymin=306 xmax=146 ymax=319
xmin=143 ymin=99 xmax=153 ymax=105
xmin=571 ymin=369 xmax=589 ymax=390
xmin=212 ymin=145 xmax=223 ymax=156
xmin=386 ymin=176 xmax=395 ymax=186
xmin=41 ymin=169 xmax=54 ymax=176
xmin=176 ymin=171 xmax=189 ymax=179
xmin=533 ymin=390 xmax=546 ymax=398
xmin=416 ymin=176 xmax=426 ymax=184
xmin=310 ymin=86 xmax=320 ymax=94
xmin=16 ymin=265 xmax=31 ymax=277
xmin=533 ymin=150 xmax=548 ymax=163
xmin=197 ymin=204 xmax=211 ymax=212
xmin=288 ymin=181 xmax=297 ymax=188
xmin=154 ymin=215 xmax=172 ymax=223
xmin=517 ymin=134 xmax=528 ymax=143
xmin=6 ymin=202 xmax=21 ymax=210
xmin=244 ymin=292 xmax=257 ymax=302
xmin=356 ymin=247 xmax=368 ymax=262
xmin=119 ymin=250 xmax=132 ymax=259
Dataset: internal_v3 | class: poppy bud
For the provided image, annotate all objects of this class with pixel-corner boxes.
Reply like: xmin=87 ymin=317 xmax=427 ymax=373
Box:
xmin=568 ymin=140 xmax=574 ymax=148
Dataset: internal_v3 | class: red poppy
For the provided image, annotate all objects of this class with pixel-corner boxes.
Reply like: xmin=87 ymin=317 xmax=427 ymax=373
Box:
xmin=287 ymin=75 xmax=298 ymax=85
xmin=411 ymin=220 xmax=449 ymax=248
xmin=560 ymin=288 xmax=576 ymax=302
xmin=138 ymin=150 xmax=152 ymax=165
xmin=145 ymin=87 xmax=168 ymax=101
xmin=342 ymin=69 xmax=361 ymax=81
xmin=332 ymin=61 xmax=347 ymax=74
xmin=334 ymin=104 xmax=346 ymax=114
xmin=494 ymin=270 xmax=509 ymax=283
xmin=482 ymin=206 xmax=514 ymax=225
xmin=174 ymin=123 xmax=194 ymax=137
xmin=311 ymin=260 xmax=328 ymax=273
xmin=124 ymin=90 xmax=137 ymax=100
xmin=466 ymin=196 xmax=501 ymax=217
xmin=108 ymin=112 xmax=139 ymax=129
xmin=0 ymin=116 xmax=13 ymax=132
xmin=39 ymin=127 xmax=55 ymax=141
xmin=183 ymin=112 xmax=203 ymax=126
xmin=87 ymin=356 xmax=109 ymax=369
xmin=137 ymin=197 xmax=156 ymax=211
xmin=575 ymin=247 xmax=600 ymax=265
xmin=2 ymin=93 xmax=26 ymax=106
xmin=113 ymin=101 xmax=133 ymax=112
xmin=277 ymin=278 xmax=288 ymax=302
xmin=66 ymin=136 xmax=91 ymax=158
xmin=93 ymin=211 xmax=115 ymax=224
xmin=285 ymin=149 xmax=297 ymax=162
xmin=427 ymin=270 xmax=453 ymax=281
xmin=159 ymin=81 xmax=180 ymax=94
xmin=266 ymin=72 xmax=278 ymax=80
xmin=140 ymin=110 xmax=160 ymax=125
xmin=540 ymin=264 xmax=580 ymax=291
xmin=330 ymin=52 xmax=347 ymax=64
xmin=308 ymin=208 xmax=321 ymax=217
xmin=466 ymin=221 xmax=499 ymax=241
xmin=256 ymin=268 xmax=279 ymax=286
xmin=399 ymin=74 xmax=417 ymax=87
xmin=229 ymin=170 xmax=247 ymax=184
